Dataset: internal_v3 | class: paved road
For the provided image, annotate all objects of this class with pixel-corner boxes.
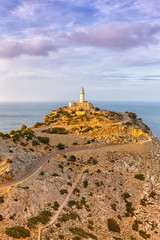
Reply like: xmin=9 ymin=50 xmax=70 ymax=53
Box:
xmin=0 ymin=112 xmax=132 ymax=191
xmin=0 ymin=146 xmax=104 ymax=191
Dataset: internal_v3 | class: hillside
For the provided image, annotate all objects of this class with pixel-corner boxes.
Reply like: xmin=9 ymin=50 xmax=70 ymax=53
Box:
xmin=0 ymin=106 xmax=159 ymax=240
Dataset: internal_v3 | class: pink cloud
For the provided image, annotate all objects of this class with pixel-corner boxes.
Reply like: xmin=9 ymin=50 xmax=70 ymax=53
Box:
xmin=68 ymin=24 xmax=160 ymax=49
xmin=0 ymin=39 xmax=57 ymax=58
xmin=0 ymin=24 xmax=160 ymax=58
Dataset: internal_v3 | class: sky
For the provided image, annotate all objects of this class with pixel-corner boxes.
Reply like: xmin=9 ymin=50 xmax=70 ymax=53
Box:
xmin=0 ymin=0 xmax=160 ymax=102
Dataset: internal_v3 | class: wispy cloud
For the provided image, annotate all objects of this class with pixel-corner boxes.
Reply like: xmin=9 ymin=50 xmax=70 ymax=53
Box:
xmin=0 ymin=23 xmax=160 ymax=58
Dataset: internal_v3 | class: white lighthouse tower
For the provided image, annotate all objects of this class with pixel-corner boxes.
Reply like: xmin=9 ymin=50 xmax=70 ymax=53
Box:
xmin=80 ymin=87 xmax=85 ymax=103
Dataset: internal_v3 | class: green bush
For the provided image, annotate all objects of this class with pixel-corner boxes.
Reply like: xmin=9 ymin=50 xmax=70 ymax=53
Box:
xmin=27 ymin=210 xmax=52 ymax=228
xmin=73 ymin=188 xmax=80 ymax=195
xmin=139 ymin=230 xmax=150 ymax=239
xmin=32 ymin=140 xmax=40 ymax=146
xmin=33 ymin=122 xmax=42 ymax=128
xmin=20 ymin=125 xmax=27 ymax=131
xmin=107 ymin=218 xmax=120 ymax=233
xmin=9 ymin=130 xmax=16 ymax=135
xmin=111 ymin=203 xmax=117 ymax=212
xmin=57 ymin=143 xmax=65 ymax=150
xmin=42 ymin=127 xmax=68 ymax=134
xmin=132 ymin=222 xmax=138 ymax=231
xmin=134 ymin=174 xmax=145 ymax=181
xmin=122 ymin=192 xmax=131 ymax=199
xmin=68 ymin=155 xmax=76 ymax=162
xmin=69 ymin=227 xmax=97 ymax=239
xmin=53 ymin=201 xmax=59 ymax=211
xmin=87 ymin=157 xmax=98 ymax=165
xmin=5 ymin=226 xmax=30 ymax=238
xmin=0 ymin=196 xmax=4 ymax=204
xmin=149 ymin=191 xmax=156 ymax=199
xmin=37 ymin=136 xmax=49 ymax=144
xmin=83 ymin=180 xmax=88 ymax=188
xmin=51 ymin=173 xmax=60 ymax=177
xmin=59 ymin=212 xmax=80 ymax=222
xmin=60 ymin=189 xmax=68 ymax=195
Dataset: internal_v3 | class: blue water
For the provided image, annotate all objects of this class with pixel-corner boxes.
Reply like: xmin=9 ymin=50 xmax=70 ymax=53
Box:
xmin=0 ymin=101 xmax=159 ymax=138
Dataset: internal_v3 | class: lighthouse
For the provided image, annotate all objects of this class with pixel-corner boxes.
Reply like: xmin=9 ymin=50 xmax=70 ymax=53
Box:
xmin=80 ymin=87 xmax=85 ymax=103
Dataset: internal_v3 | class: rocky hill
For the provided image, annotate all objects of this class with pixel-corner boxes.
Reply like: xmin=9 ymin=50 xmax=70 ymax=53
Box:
xmin=0 ymin=106 xmax=159 ymax=240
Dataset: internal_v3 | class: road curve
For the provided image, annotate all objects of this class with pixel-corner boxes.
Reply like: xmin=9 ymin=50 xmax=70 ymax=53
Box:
xmin=0 ymin=146 xmax=104 ymax=191
xmin=0 ymin=138 xmax=151 ymax=191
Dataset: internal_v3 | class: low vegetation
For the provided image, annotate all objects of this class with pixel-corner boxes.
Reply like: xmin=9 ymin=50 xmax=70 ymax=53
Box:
xmin=107 ymin=218 xmax=120 ymax=233
xmin=5 ymin=226 xmax=30 ymax=238
xmin=27 ymin=210 xmax=52 ymax=229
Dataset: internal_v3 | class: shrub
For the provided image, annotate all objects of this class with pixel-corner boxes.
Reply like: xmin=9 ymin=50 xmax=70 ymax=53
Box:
xmin=33 ymin=122 xmax=42 ymax=128
xmin=134 ymin=174 xmax=145 ymax=181
xmin=37 ymin=136 xmax=49 ymax=144
xmin=27 ymin=210 xmax=52 ymax=228
xmin=68 ymin=155 xmax=76 ymax=162
xmin=149 ymin=191 xmax=156 ymax=199
xmin=9 ymin=130 xmax=16 ymax=135
xmin=107 ymin=218 xmax=120 ymax=233
xmin=0 ymin=196 xmax=4 ymax=204
xmin=127 ymin=112 xmax=137 ymax=119
xmin=139 ymin=230 xmax=150 ymax=239
xmin=0 ymin=214 xmax=3 ymax=221
xmin=60 ymin=189 xmax=68 ymax=195
xmin=32 ymin=140 xmax=40 ymax=146
xmin=40 ymin=171 xmax=44 ymax=176
xmin=140 ymin=198 xmax=147 ymax=206
xmin=42 ymin=127 xmax=68 ymax=134
xmin=125 ymin=201 xmax=135 ymax=216
xmin=83 ymin=180 xmax=88 ymax=188
xmin=29 ymin=148 xmax=34 ymax=152
xmin=59 ymin=212 xmax=80 ymax=222
xmin=6 ymin=158 xmax=13 ymax=163
xmin=87 ymin=157 xmax=98 ymax=165
xmin=59 ymin=235 xmax=64 ymax=239
xmin=111 ymin=203 xmax=117 ymax=212
xmin=69 ymin=227 xmax=97 ymax=239
xmin=57 ymin=143 xmax=65 ymax=150
xmin=73 ymin=236 xmax=82 ymax=240
xmin=51 ymin=173 xmax=60 ymax=177
xmin=6 ymin=226 xmax=30 ymax=238
xmin=88 ymin=224 xmax=94 ymax=231
xmin=73 ymin=188 xmax=80 ymax=195
xmin=130 ymin=237 xmax=136 ymax=240
xmin=20 ymin=125 xmax=27 ymax=131
xmin=132 ymin=222 xmax=138 ymax=231
xmin=53 ymin=201 xmax=59 ymax=211
xmin=122 ymin=192 xmax=131 ymax=199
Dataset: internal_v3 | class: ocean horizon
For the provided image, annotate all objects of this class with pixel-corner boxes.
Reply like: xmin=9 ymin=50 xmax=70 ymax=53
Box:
xmin=0 ymin=101 xmax=160 ymax=138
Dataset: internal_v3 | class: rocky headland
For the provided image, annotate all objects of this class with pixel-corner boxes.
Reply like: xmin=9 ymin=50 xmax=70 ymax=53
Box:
xmin=0 ymin=107 xmax=159 ymax=240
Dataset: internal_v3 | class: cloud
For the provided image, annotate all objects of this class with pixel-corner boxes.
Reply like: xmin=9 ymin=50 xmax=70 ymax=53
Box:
xmin=11 ymin=1 xmax=43 ymax=21
xmin=68 ymin=24 xmax=160 ymax=49
xmin=0 ymin=23 xmax=160 ymax=58
xmin=0 ymin=39 xmax=57 ymax=58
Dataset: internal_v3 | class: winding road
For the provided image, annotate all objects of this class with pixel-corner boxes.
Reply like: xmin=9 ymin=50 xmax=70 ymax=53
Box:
xmin=0 ymin=112 xmax=151 ymax=191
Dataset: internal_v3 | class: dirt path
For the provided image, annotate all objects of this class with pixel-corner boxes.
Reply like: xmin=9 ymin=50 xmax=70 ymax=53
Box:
xmin=37 ymin=167 xmax=86 ymax=240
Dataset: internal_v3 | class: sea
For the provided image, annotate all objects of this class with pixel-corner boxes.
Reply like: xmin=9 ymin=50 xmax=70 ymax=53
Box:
xmin=0 ymin=101 xmax=160 ymax=138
